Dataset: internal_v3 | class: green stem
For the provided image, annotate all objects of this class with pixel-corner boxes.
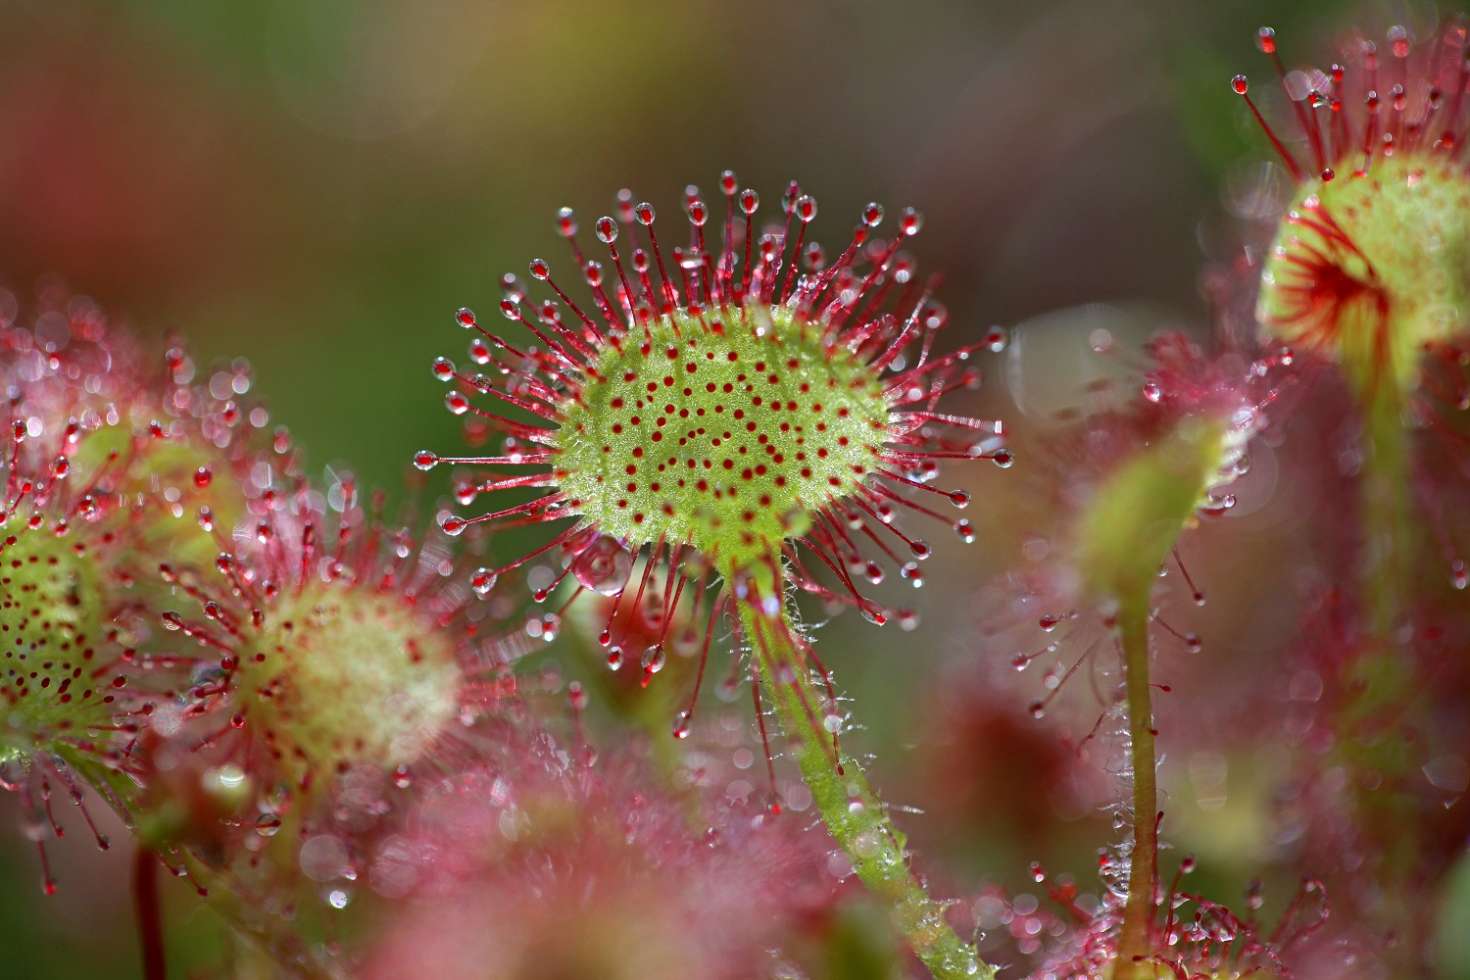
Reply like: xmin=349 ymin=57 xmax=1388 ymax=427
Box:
xmin=1341 ymin=378 xmax=1422 ymax=956
xmin=1115 ymin=595 xmax=1157 ymax=977
xmin=739 ymin=602 xmax=991 ymax=980
xmin=1359 ymin=383 xmax=1415 ymax=633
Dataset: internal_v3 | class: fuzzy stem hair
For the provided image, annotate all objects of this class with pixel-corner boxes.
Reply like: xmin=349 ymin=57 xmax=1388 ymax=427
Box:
xmin=739 ymin=598 xmax=992 ymax=980
xmin=1114 ymin=595 xmax=1159 ymax=978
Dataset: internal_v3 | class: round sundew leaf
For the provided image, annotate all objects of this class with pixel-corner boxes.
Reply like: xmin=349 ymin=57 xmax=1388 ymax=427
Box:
xmin=237 ymin=585 xmax=462 ymax=789
xmin=557 ymin=306 xmax=891 ymax=573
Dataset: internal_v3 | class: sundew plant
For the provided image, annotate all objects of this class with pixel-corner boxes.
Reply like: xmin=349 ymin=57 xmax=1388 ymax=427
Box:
xmin=1 ymin=5 xmax=1470 ymax=980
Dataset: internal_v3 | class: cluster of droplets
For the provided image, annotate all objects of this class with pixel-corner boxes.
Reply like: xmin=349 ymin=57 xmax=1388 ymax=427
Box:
xmin=1027 ymin=856 xmax=1327 ymax=980
xmin=1231 ymin=21 xmax=1470 ymax=182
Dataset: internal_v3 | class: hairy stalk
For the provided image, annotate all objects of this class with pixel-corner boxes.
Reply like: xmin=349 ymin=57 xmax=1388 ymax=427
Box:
xmin=1114 ymin=596 xmax=1158 ymax=977
xmin=1068 ymin=416 xmax=1238 ymax=975
xmin=1358 ymin=384 xmax=1419 ymax=633
xmin=1347 ymin=384 xmax=1418 ymax=745
xmin=1341 ymin=379 xmax=1422 ymax=943
xmin=133 ymin=847 xmax=167 ymax=980
xmin=740 ymin=600 xmax=991 ymax=980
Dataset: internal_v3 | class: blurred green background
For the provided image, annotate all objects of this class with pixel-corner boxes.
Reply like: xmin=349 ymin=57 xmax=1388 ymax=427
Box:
xmin=0 ymin=0 xmax=1379 ymax=976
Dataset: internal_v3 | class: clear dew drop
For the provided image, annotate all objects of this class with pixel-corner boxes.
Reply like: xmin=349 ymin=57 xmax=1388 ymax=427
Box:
xmin=555 ymin=206 xmax=577 ymax=236
xmin=641 ymin=644 xmax=666 ymax=674
xmin=470 ymin=567 xmax=497 ymax=595
xmin=1452 ymin=559 xmax=1467 ymax=591
xmin=571 ymin=536 xmax=634 ymax=596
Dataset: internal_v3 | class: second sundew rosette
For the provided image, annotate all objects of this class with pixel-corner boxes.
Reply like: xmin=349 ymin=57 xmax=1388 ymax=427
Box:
xmin=0 ymin=297 xmax=498 ymax=967
xmin=415 ymin=172 xmax=1011 ymax=979
xmin=1232 ymin=21 xmax=1470 ymax=612
xmin=0 ymin=295 xmax=274 ymax=893
xmin=32 ymin=332 xmax=538 ymax=968
xmin=128 ymin=459 xmax=541 ymax=970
